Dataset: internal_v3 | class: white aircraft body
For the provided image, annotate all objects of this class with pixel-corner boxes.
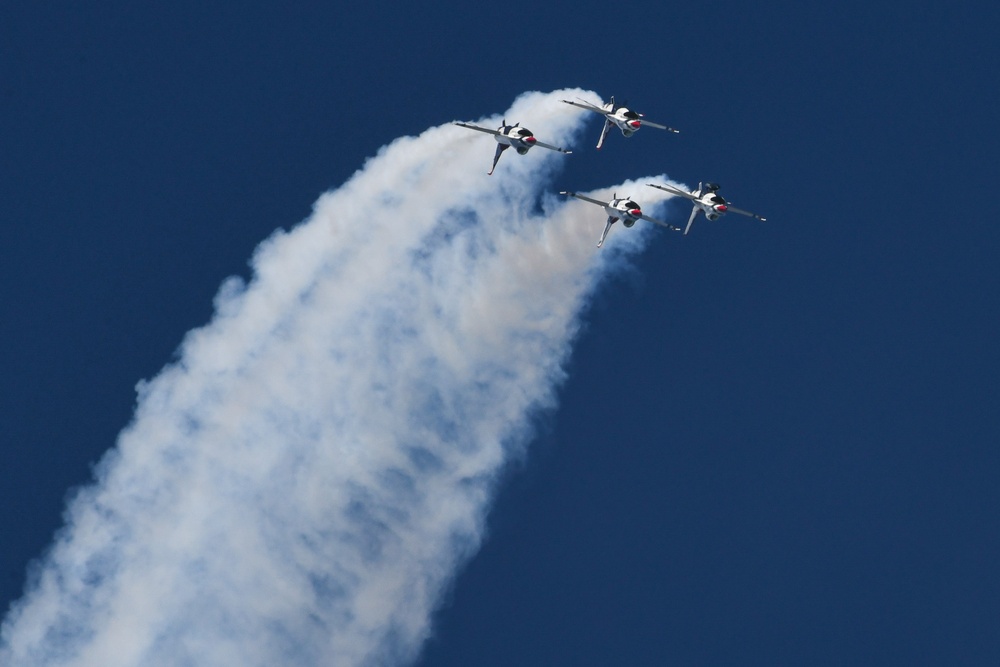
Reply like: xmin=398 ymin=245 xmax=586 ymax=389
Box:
xmin=454 ymin=120 xmax=571 ymax=175
xmin=561 ymin=96 xmax=679 ymax=149
xmin=647 ymin=182 xmax=766 ymax=235
xmin=560 ymin=191 xmax=678 ymax=248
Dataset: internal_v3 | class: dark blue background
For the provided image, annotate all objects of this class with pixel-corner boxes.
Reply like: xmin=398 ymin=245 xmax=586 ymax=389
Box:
xmin=3 ymin=2 xmax=997 ymax=665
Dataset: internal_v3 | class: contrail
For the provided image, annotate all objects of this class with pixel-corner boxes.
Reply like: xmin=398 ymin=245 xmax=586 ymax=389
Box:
xmin=1 ymin=89 xmax=684 ymax=667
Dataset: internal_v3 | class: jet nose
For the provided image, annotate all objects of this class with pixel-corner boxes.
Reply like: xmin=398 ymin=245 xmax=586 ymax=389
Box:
xmin=629 ymin=120 xmax=641 ymax=129
xmin=716 ymin=204 xmax=728 ymax=212
xmin=524 ymin=135 xmax=537 ymax=143
xmin=629 ymin=208 xmax=641 ymax=217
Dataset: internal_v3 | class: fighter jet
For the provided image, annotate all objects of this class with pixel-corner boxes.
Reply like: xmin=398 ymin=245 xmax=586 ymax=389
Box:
xmin=647 ymin=182 xmax=766 ymax=235
xmin=560 ymin=191 xmax=679 ymax=248
xmin=561 ymin=96 xmax=679 ymax=149
xmin=454 ymin=120 xmax=571 ymax=175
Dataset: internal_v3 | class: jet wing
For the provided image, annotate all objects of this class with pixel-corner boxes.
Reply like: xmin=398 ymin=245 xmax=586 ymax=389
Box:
xmin=727 ymin=205 xmax=767 ymax=221
xmin=639 ymin=119 xmax=680 ymax=133
xmin=453 ymin=121 xmax=502 ymax=137
xmin=534 ymin=140 xmax=572 ymax=154
xmin=561 ymin=99 xmax=607 ymax=115
xmin=560 ymin=191 xmax=608 ymax=208
xmin=638 ymin=213 xmax=680 ymax=231
xmin=647 ymin=183 xmax=698 ymax=201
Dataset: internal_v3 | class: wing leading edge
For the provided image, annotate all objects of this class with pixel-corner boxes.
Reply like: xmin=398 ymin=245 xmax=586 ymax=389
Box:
xmin=727 ymin=206 xmax=767 ymax=221
xmin=560 ymin=191 xmax=608 ymax=207
xmin=639 ymin=119 xmax=681 ymax=133
xmin=638 ymin=213 xmax=680 ymax=231
xmin=560 ymin=98 xmax=607 ymax=115
xmin=453 ymin=121 xmax=502 ymax=137
xmin=647 ymin=182 xmax=698 ymax=201
xmin=533 ymin=140 xmax=572 ymax=154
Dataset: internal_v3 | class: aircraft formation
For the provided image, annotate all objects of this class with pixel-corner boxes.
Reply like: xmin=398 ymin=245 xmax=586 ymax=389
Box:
xmin=454 ymin=94 xmax=765 ymax=248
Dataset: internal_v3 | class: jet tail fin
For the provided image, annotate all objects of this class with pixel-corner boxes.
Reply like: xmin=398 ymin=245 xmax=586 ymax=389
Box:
xmin=683 ymin=205 xmax=699 ymax=235
xmin=597 ymin=119 xmax=613 ymax=149
xmin=488 ymin=143 xmax=508 ymax=176
xmin=597 ymin=218 xmax=616 ymax=248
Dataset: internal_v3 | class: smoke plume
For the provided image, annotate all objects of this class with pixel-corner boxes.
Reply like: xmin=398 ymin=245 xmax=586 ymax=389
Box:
xmin=1 ymin=89 xmax=682 ymax=666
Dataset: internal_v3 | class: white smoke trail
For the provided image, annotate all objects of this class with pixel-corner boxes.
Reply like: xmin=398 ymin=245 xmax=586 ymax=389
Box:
xmin=1 ymin=89 xmax=684 ymax=667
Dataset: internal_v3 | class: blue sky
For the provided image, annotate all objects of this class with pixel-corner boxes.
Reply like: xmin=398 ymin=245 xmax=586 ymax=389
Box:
xmin=3 ymin=2 xmax=999 ymax=665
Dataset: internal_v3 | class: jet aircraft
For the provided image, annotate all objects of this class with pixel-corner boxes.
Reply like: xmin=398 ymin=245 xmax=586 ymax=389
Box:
xmin=560 ymin=191 xmax=678 ymax=248
xmin=647 ymin=182 xmax=766 ymax=235
xmin=454 ymin=120 xmax=571 ymax=175
xmin=561 ymin=96 xmax=679 ymax=149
